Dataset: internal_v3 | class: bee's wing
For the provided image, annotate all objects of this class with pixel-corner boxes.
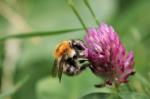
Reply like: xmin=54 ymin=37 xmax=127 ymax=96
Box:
xmin=58 ymin=63 xmax=63 ymax=82
xmin=58 ymin=55 xmax=65 ymax=82
xmin=51 ymin=59 xmax=58 ymax=77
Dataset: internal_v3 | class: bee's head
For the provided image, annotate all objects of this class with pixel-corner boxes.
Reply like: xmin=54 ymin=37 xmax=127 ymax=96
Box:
xmin=71 ymin=39 xmax=85 ymax=51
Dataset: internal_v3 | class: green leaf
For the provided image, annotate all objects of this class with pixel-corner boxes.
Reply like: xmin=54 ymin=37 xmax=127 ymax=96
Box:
xmin=0 ymin=28 xmax=83 ymax=41
xmin=0 ymin=43 xmax=4 ymax=69
xmin=36 ymin=70 xmax=114 ymax=99
xmin=141 ymin=33 xmax=150 ymax=43
xmin=0 ymin=76 xmax=29 ymax=99
xmin=135 ymin=73 xmax=150 ymax=89
xmin=119 ymin=92 xmax=149 ymax=99
xmin=80 ymin=93 xmax=121 ymax=99
xmin=36 ymin=77 xmax=66 ymax=99
xmin=79 ymin=87 xmax=113 ymax=98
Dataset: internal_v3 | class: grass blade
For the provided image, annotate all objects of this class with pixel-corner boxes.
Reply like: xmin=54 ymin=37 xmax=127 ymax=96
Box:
xmin=0 ymin=76 xmax=29 ymax=99
xmin=83 ymin=0 xmax=100 ymax=25
xmin=0 ymin=28 xmax=83 ymax=41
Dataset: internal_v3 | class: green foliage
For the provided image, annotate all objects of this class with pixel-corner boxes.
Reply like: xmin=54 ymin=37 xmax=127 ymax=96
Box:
xmin=0 ymin=76 xmax=29 ymax=99
xmin=0 ymin=0 xmax=150 ymax=99
xmin=36 ymin=71 xmax=113 ymax=99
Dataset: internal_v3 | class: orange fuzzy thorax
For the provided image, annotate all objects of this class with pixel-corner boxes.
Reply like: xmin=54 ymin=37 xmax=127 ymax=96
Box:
xmin=55 ymin=41 xmax=72 ymax=58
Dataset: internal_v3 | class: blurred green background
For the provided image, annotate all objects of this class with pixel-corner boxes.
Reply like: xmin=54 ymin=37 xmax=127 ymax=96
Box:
xmin=0 ymin=0 xmax=150 ymax=99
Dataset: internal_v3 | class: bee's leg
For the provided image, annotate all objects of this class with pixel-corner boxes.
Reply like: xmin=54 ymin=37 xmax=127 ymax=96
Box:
xmin=78 ymin=58 xmax=91 ymax=71
xmin=79 ymin=62 xmax=90 ymax=71
xmin=94 ymin=83 xmax=106 ymax=88
xmin=94 ymin=79 xmax=112 ymax=88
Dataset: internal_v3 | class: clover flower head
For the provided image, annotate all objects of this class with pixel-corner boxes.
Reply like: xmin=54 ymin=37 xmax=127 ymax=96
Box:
xmin=84 ymin=23 xmax=135 ymax=86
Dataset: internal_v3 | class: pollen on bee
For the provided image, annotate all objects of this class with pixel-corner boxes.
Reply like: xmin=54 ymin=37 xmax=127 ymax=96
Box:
xmin=54 ymin=41 xmax=72 ymax=58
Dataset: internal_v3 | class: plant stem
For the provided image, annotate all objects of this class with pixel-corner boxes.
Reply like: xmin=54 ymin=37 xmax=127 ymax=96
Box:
xmin=83 ymin=0 xmax=100 ymax=25
xmin=126 ymin=83 xmax=134 ymax=92
xmin=0 ymin=28 xmax=83 ymax=41
xmin=114 ymin=83 xmax=120 ymax=93
xmin=68 ymin=0 xmax=87 ymax=31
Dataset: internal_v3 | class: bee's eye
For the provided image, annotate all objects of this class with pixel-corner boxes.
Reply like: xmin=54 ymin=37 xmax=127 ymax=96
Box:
xmin=73 ymin=44 xmax=84 ymax=50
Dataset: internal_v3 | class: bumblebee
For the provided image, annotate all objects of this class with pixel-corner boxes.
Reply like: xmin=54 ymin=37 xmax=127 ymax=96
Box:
xmin=51 ymin=40 xmax=89 ymax=81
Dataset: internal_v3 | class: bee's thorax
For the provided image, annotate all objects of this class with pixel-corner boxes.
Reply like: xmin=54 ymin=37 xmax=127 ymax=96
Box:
xmin=55 ymin=41 xmax=72 ymax=58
